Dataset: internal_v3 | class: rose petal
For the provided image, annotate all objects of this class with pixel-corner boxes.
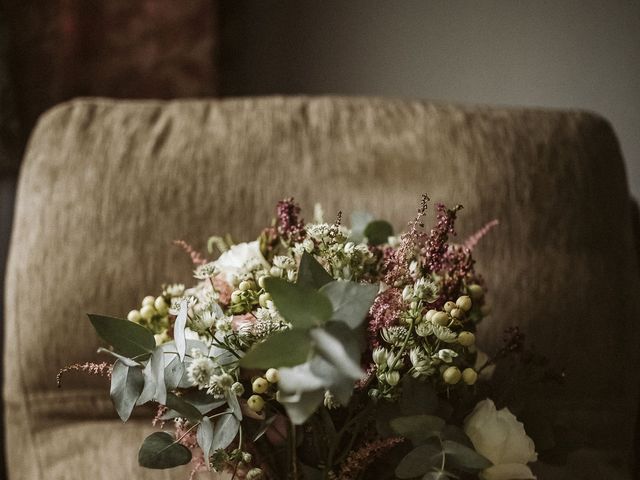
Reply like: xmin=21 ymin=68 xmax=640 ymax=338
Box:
xmin=481 ymin=463 xmax=536 ymax=480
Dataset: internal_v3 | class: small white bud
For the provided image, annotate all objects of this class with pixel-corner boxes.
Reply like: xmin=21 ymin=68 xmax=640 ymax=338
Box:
xmin=270 ymin=266 xmax=283 ymax=277
xmin=432 ymin=311 xmax=449 ymax=326
xmin=231 ymin=290 xmax=243 ymax=304
xmin=259 ymin=293 xmax=272 ymax=308
xmin=258 ymin=276 xmax=268 ymax=289
xmin=252 ymin=377 xmax=269 ymax=394
xmin=265 ymin=368 xmax=280 ymax=383
xmin=385 ymin=371 xmax=400 ymax=386
xmin=303 ymin=238 xmax=315 ymax=253
xmin=246 ymin=468 xmax=264 ymax=480
xmin=154 ymin=296 xmax=169 ymax=315
xmin=127 ymin=310 xmax=142 ymax=322
xmin=402 ymin=286 xmax=414 ymax=302
xmin=140 ymin=304 xmax=156 ymax=320
xmin=423 ymin=309 xmax=437 ymax=322
xmin=456 ymin=295 xmax=472 ymax=312
xmin=444 ymin=301 xmax=456 ymax=313
xmin=450 ymin=308 xmax=463 ymax=319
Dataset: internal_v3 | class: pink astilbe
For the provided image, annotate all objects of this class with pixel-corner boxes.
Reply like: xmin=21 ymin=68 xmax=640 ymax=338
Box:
xmin=463 ymin=219 xmax=499 ymax=251
xmin=335 ymin=437 xmax=405 ymax=480
xmin=213 ymin=275 xmax=233 ymax=305
xmin=367 ymin=287 xmax=403 ymax=347
xmin=152 ymin=405 xmax=168 ymax=428
xmin=383 ymin=194 xmax=430 ymax=286
xmin=422 ymin=203 xmax=462 ymax=273
xmin=276 ymin=197 xmax=305 ymax=243
xmin=56 ymin=361 xmax=112 ymax=387
xmin=173 ymin=239 xmax=208 ymax=265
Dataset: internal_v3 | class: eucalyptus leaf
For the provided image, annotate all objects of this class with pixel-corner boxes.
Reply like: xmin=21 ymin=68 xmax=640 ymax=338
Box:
xmin=442 ymin=440 xmax=492 ymax=472
xmin=320 ymin=280 xmax=379 ymax=329
xmin=110 ymin=360 xmax=144 ymax=422
xmin=395 ymin=443 xmax=443 ymax=479
xmin=263 ymin=277 xmax=333 ymax=329
xmin=88 ymin=314 xmax=155 ymax=359
xmin=423 ymin=471 xmax=450 ymax=480
xmin=309 ymin=355 xmax=354 ymax=405
xmin=297 ymin=251 xmax=333 ymax=289
xmin=137 ymin=347 xmax=166 ymax=405
xmin=349 ymin=211 xmax=374 ymax=243
xmin=164 ymin=356 xmax=187 ymax=390
xmin=97 ymin=347 xmax=140 ymax=367
xmin=165 ymin=392 xmax=203 ymax=423
xmin=278 ymin=362 xmax=328 ymax=393
xmin=212 ymin=413 xmax=240 ymax=450
xmin=197 ymin=416 xmax=214 ymax=461
xmin=138 ymin=432 xmax=192 ymax=469
xmin=390 ymin=415 xmax=446 ymax=444
xmin=226 ymin=391 xmax=242 ymax=420
xmin=309 ymin=324 xmax=363 ymax=380
xmin=174 ymin=300 xmax=188 ymax=361
xmin=364 ymin=220 xmax=394 ymax=245
xmin=240 ymin=329 xmax=312 ymax=369
xmin=253 ymin=416 xmax=277 ymax=442
xmin=279 ymin=388 xmax=325 ymax=425
xmin=180 ymin=390 xmax=226 ymax=415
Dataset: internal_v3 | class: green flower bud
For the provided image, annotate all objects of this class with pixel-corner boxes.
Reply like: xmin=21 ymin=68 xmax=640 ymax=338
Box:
xmin=443 ymin=366 xmax=462 ymax=385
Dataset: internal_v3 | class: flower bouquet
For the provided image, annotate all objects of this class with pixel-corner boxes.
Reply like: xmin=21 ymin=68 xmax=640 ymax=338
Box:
xmin=61 ymin=196 xmax=545 ymax=480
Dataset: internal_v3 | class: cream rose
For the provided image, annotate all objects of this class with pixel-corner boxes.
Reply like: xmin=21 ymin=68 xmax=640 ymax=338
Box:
xmin=464 ymin=399 xmax=537 ymax=480
xmin=214 ymin=241 xmax=268 ymax=283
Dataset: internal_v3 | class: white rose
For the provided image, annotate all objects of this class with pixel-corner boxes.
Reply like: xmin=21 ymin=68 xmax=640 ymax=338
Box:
xmin=214 ymin=241 xmax=268 ymax=283
xmin=464 ymin=399 xmax=537 ymax=480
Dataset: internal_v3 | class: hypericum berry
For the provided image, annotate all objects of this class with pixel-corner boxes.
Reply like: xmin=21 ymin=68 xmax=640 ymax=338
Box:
xmin=257 ymin=276 xmax=268 ymax=289
xmin=269 ymin=266 xmax=283 ymax=277
xmin=127 ymin=310 xmax=142 ymax=322
xmin=140 ymin=304 xmax=156 ymax=320
xmin=239 ymin=280 xmax=255 ymax=292
xmin=247 ymin=395 xmax=265 ymax=412
xmin=456 ymin=295 xmax=472 ymax=312
xmin=154 ymin=296 xmax=169 ymax=315
xmin=468 ymin=284 xmax=484 ymax=300
xmin=423 ymin=309 xmax=437 ymax=322
xmin=252 ymin=377 xmax=269 ymax=394
xmin=457 ymin=331 xmax=476 ymax=347
xmin=444 ymin=301 xmax=456 ymax=313
xmin=462 ymin=368 xmax=478 ymax=385
xmin=432 ymin=311 xmax=449 ymax=326
xmin=265 ymin=368 xmax=280 ymax=383
xmin=142 ymin=295 xmax=155 ymax=307
xmin=450 ymin=308 xmax=463 ymax=319
xmin=231 ymin=290 xmax=243 ymax=304
xmin=443 ymin=366 xmax=462 ymax=385
xmin=259 ymin=293 xmax=272 ymax=308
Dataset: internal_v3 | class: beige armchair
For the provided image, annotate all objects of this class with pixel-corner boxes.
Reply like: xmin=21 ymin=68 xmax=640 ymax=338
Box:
xmin=4 ymin=97 xmax=639 ymax=479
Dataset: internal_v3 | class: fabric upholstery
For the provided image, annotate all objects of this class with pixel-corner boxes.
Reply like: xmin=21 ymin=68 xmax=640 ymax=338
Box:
xmin=4 ymin=97 xmax=639 ymax=479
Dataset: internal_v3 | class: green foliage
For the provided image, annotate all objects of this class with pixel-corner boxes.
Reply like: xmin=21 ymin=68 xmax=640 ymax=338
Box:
xmin=441 ymin=440 xmax=492 ymax=472
xmin=349 ymin=211 xmax=374 ymax=243
xmin=364 ymin=220 xmax=394 ymax=245
xmin=320 ymin=280 xmax=379 ymax=329
xmin=264 ymin=277 xmax=333 ymax=329
xmin=297 ymin=251 xmax=333 ymax=289
xmin=197 ymin=416 xmax=214 ymax=460
xmin=110 ymin=360 xmax=144 ymax=422
xmin=212 ymin=413 xmax=240 ymax=450
xmin=240 ymin=329 xmax=312 ymax=368
xmin=390 ymin=415 xmax=445 ymax=444
xmin=88 ymin=314 xmax=155 ymax=359
xmin=395 ymin=443 xmax=443 ymax=479
xmin=165 ymin=392 xmax=203 ymax=423
xmin=137 ymin=347 xmax=166 ymax=406
xmin=138 ymin=432 xmax=192 ymax=469
xmin=173 ymin=300 xmax=188 ymax=361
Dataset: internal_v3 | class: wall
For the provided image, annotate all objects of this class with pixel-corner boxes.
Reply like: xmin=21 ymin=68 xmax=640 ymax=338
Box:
xmin=222 ymin=0 xmax=640 ymax=197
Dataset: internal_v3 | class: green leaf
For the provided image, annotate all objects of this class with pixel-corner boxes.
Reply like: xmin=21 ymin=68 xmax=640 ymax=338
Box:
xmin=97 ymin=347 xmax=140 ymax=367
xmin=364 ymin=220 xmax=394 ymax=245
xmin=110 ymin=360 xmax=144 ymax=422
xmin=88 ymin=314 xmax=155 ymax=360
xmin=240 ymin=329 xmax=312 ymax=369
xmin=423 ymin=472 xmax=450 ymax=480
xmin=174 ymin=300 xmax=188 ymax=361
xmin=349 ymin=211 xmax=374 ymax=243
xmin=442 ymin=440 xmax=492 ymax=472
xmin=309 ymin=324 xmax=363 ymax=380
xmin=226 ymin=391 xmax=243 ymax=420
xmin=164 ymin=356 xmax=186 ymax=390
xmin=297 ymin=252 xmax=333 ymax=289
xmin=180 ymin=390 xmax=226 ymax=415
xmin=137 ymin=347 xmax=166 ymax=406
xmin=390 ymin=415 xmax=445 ymax=444
xmin=138 ymin=432 xmax=192 ymax=469
xmin=197 ymin=416 xmax=214 ymax=461
xmin=320 ymin=280 xmax=379 ymax=329
xmin=264 ymin=277 xmax=333 ymax=329
xmin=212 ymin=413 xmax=240 ymax=450
xmin=395 ymin=443 xmax=443 ymax=479
xmin=279 ymin=388 xmax=325 ymax=425
xmin=165 ymin=392 xmax=203 ymax=423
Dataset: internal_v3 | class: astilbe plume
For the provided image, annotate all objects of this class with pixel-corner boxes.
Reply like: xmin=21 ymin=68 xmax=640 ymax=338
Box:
xmin=463 ymin=219 xmax=499 ymax=251
xmin=440 ymin=245 xmax=475 ymax=301
xmin=56 ymin=361 xmax=112 ymax=387
xmin=383 ymin=194 xmax=430 ymax=286
xmin=276 ymin=197 xmax=305 ymax=243
xmin=422 ymin=203 xmax=462 ymax=273
xmin=367 ymin=287 xmax=403 ymax=347
xmin=334 ymin=437 xmax=405 ymax=480
xmin=173 ymin=239 xmax=208 ymax=265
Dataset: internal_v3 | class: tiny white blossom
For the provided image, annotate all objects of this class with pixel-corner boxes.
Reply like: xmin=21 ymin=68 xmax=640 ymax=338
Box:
xmin=435 ymin=349 xmax=459 ymax=363
xmin=187 ymin=356 xmax=216 ymax=389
